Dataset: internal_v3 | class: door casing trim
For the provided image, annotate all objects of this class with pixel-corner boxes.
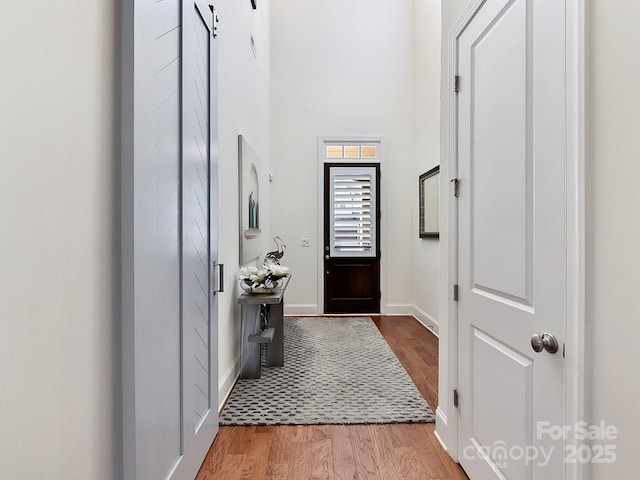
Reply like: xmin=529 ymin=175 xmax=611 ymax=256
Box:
xmin=317 ymin=136 xmax=385 ymax=315
xmin=440 ymin=2 xmax=587 ymax=479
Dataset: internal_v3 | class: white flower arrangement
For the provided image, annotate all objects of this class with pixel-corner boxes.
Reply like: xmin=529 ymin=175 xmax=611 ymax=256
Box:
xmin=239 ymin=264 xmax=290 ymax=293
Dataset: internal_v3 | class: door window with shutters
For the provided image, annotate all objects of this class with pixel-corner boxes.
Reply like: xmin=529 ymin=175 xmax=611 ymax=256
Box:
xmin=329 ymin=167 xmax=377 ymax=258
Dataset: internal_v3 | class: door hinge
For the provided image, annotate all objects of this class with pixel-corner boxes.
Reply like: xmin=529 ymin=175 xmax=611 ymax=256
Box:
xmin=453 ymin=284 xmax=459 ymax=302
xmin=454 ymin=75 xmax=460 ymax=93
xmin=450 ymin=178 xmax=459 ymax=197
xmin=453 ymin=389 xmax=459 ymax=407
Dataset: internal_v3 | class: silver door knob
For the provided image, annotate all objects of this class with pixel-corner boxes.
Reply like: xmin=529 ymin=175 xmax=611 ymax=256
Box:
xmin=531 ymin=333 xmax=559 ymax=354
xmin=325 ymin=255 xmax=330 ymax=260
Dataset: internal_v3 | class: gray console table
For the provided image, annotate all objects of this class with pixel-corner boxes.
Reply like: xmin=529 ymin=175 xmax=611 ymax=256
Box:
xmin=237 ymin=276 xmax=290 ymax=379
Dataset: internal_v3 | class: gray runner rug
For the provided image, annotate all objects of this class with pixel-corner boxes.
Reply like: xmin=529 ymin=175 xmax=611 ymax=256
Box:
xmin=219 ymin=316 xmax=435 ymax=426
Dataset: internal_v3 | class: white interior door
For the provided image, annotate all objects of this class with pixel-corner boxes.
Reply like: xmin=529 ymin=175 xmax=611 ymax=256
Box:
xmin=121 ymin=1 xmax=219 ymax=478
xmin=456 ymin=0 xmax=567 ymax=478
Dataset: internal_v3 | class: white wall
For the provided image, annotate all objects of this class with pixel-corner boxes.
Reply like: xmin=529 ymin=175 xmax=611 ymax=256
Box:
xmin=412 ymin=0 xmax=442 ymax=331
xmin=270 ymin=0 xmax=419 ymax=315
xmin=438 ymin=1 xmax=640 ymax=478
xmin=0 ymin=2 xmax=118 ymax=479
xmin=588 ymin=1 xmax=640 ymax=478
xmin=216 ymin=0 xmax=271 ymax=403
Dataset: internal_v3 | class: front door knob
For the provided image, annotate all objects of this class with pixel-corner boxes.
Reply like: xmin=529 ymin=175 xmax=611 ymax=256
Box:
xmin=325 ymin=255 xmax=330 ymax=260
xmin=531 ymin=333 xmax=559 ymax=354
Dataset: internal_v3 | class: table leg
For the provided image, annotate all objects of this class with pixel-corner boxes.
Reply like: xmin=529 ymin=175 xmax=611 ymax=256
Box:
xmin=240 ymin=303 xmax=262 ymax=378
xmin=265 ymin=300 xmax=284 ymax=367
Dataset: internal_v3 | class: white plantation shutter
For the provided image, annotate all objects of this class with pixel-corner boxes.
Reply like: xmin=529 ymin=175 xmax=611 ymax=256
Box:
xmin=329 ymin=167 xmax=377 ymax=257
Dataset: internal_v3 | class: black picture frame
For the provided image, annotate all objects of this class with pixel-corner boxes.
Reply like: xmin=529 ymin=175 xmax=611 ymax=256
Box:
xmin=419 ymin=165 xmax=440 ymax=238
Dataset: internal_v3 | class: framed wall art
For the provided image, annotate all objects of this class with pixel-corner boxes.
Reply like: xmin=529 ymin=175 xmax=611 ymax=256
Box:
xmin=238 ymin=135 xmax=264 ymax=264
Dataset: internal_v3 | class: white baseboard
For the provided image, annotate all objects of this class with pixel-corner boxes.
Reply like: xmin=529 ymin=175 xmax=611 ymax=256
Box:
xmin=411 ymin=305 xmax=440 ymax=336
xmin=284 ymin=304 xmax=320 ymax=316
xmin=435 ymin=406 xmax=457 ymax=462
xmin=218 ymin=357 xmax=241 ymax=413
xmin=383 ymin=303 xmax=414 ymax=316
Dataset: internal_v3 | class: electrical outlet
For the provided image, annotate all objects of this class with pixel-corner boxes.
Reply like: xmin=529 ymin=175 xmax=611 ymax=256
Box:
xmin=301 ymin=238 xmax=311 ymax=247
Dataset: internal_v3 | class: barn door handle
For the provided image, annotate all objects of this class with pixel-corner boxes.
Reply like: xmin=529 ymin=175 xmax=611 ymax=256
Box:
xmin=531 ymin=333 xmax=559 ymax=354
xmin=213 ymin=263 xmax=224 ymax=294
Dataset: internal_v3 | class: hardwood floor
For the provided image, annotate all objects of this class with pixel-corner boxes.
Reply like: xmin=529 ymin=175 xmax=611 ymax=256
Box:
xmin=196 ymin=315 xmax=469 ymax=480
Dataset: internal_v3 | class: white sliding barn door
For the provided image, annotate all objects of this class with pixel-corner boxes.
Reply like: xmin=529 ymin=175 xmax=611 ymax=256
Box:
xmin=456 ymin=0 xmax=567 ymax=479
xmin=121 ymin=1 xmax=220 ymax=478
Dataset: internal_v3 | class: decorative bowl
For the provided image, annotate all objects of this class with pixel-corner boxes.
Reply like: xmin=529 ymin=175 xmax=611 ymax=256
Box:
xmin=239 ymin=279 xmax=279 ymax=295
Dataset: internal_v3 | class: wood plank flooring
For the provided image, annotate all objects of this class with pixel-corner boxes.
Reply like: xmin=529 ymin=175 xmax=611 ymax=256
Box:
xmin=196 ymin=315 xmax=469 ymax=480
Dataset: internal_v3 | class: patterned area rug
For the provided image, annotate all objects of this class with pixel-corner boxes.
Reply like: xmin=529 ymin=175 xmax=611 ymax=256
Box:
xmin=219 ymin=317 xmax=435 ymax=425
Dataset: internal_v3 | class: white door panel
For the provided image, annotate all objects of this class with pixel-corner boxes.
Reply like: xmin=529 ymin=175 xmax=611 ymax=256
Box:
xmin=177 ymin=3 xmax=219 ymax=477
xmin=457 ymin=0 xmax=566 ymax=479
xmin=122 ymin=1 xmax=183 ymax=478
xmin=471 ymin=0 xmax=531 ymax=305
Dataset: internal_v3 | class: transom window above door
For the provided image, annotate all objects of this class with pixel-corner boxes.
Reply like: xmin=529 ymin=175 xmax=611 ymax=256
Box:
xmin=326 ymin=144 xmax=378 ymax=159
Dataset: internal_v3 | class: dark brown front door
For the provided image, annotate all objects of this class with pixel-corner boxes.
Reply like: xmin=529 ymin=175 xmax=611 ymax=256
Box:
xmin=324 ymin=163 xmax=380 ymax=313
